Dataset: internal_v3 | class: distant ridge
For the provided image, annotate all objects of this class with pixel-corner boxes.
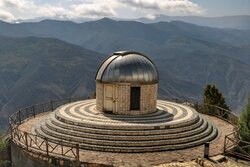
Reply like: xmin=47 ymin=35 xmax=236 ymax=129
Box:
xmin=3 ymin=15 xmax=250 ymax=30
xmin=134 ymin=15 xmax=250 ymax=30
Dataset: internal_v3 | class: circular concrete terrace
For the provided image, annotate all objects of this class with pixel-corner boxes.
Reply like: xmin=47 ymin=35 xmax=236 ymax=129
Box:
xmin=13 ymin=99 xmax=235 ymax=166
xmin=34 ymin=99 xmax=217 ymax=152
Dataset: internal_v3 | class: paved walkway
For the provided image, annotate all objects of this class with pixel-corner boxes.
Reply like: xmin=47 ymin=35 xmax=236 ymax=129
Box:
xmin=154 ymin=159 xmax=250 ymax=167
xmin=154 ymin=161 xmax=199 ymax=167
xmin=17 ymin=111 xmax=235 ymax=166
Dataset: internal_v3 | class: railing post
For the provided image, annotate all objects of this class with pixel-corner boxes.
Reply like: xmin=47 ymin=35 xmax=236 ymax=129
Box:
xmin=50 ymin=100 xmax=54 ymax=112
xmin=61 ymin=140 xmax=63 ymax=155
xmin=223 ymin=135 xmax=227 ymax=154
xmin=10 ymin=126 xmax=13 ymax=140
xmin=25 ymin=108 xmax=28 ymax=119
xmin=204 ymin=142 xmax=210 ymax=158
xmin=45 ymin=137 xmax=49 ymax=156
xmin=9 ymin=117 xmax=13 ymax=140
xmin=24 ymin=132 xmax=28 ymax=150
xmin=195 ymin=101 xmax=199 ymax=111
xmin=32 ymin=105 xmax=35 ymax=118
xmin=12 ymin=127 xmax=16 ymax=139
xmin=76 ymin=144 xmax=79 ymax=161
xmin=42 ymin=104 xmax=45 ymax=113
xmin=18 ymin=110 xmax=21 ymax=124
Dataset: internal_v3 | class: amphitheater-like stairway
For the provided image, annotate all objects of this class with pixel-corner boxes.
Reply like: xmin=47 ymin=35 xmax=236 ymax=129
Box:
xmin=34 ymin=99 xmax=218 ymax=153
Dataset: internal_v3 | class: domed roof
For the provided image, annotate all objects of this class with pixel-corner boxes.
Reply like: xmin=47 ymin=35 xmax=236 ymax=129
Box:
xmin=95 ymin=51 xmax=159 ymax=83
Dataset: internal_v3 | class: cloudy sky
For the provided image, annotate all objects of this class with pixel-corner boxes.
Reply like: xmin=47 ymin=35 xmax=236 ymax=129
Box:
xmin=0 ymin=0 xmax=249 ymax=22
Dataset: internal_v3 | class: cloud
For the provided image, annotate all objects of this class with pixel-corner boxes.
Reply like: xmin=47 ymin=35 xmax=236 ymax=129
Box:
xmin=2 ymin=0 xmax=19 ymax=8
xmin=0 ymin=10 xmax=15 ymax=21
xmin=71 ymin=1 xmax=118 ymax=18
xmin=0 ymin=0 xmax=32 ymax=10
xmin=145 ymin=14 xmax=156 ymax=20
xmin=0 ymin=0 xmax=120 ymax=21
xmin=119 ymin=0 xmax=204 ymax=15
xmin=36 ymin=5 xmax=69 ymax=19
xmin=0 ymin=0 xmax=204 ymax=22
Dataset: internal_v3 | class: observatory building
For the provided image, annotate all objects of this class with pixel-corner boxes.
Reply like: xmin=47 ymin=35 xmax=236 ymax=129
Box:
xmin=95 ymin=51 xmax=158 ymax=115
xmin=11 ymin=51 xmax=237 ymax=167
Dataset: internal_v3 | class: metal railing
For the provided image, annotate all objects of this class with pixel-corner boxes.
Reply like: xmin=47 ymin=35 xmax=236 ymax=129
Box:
xmin=159 ymin=97 xmax=239 ymax=125
xmin=224 ymin=130 xmax=250 ymax=161
xmin=9 ymin=97 xmax=85 ymax=126
xmin=12 ymin=127 xmax=79 ymax=161
xmin=195 ymin=103 xmax=239 ymax=125
xmin=9 ymin=96 xmax=85 ymax=162
xmin=161 ymin=98 xmax=249 ymax=160
xmin=194 ymin=103 xmax=250 ymax=160
xmin=9 ymin=96 xmax=250 ymax=161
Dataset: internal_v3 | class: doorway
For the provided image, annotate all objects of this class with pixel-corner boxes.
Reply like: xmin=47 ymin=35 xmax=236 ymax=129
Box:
xmin=130 ymin=87 xmax=140 ymax=110
xmin=104 ymin=85 xmax=117 ymax=112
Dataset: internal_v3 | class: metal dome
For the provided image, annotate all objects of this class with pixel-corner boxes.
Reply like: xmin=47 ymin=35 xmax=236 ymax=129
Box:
xmin=95 ymin=51 xmax=159 ymax=83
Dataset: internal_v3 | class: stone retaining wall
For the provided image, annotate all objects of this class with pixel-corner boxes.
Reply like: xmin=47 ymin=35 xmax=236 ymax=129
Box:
xmin=10 ymin=142 xmax=110 ymax=167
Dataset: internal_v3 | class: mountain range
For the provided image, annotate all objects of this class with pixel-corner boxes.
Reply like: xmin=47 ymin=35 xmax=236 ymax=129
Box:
xmin=15 ymin=15 xmax=250 ymax=30
xmin=135 ymin=15 xmax=250 ymax=30
xmin=0 ymin=18 xmax=250 ymax=129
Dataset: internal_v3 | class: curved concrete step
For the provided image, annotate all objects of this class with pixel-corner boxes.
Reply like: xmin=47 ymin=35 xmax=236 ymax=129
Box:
xmin=35 ymin=125 xmax=218 ymax=153
xmin=34 ymin=99 xmax=219 ymax=152
xmin=59 ymin=101 xmax=183 ymax=122
xmin=54 ymin=111 xmax=199 ymax=130
xmin=53 ymin=100 xmax=199 ymax=130
xmin=44 ymin=117 xmax=208 ymax=141
xmin=49 ymin=114 xmax=204 ymax=136
xmin=36 ymin=121 xmax=214 ymax=147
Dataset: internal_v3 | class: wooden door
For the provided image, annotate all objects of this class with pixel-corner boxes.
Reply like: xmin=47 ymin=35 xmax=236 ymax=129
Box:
xmin=104 ymin=85 xmax=117 ymax=112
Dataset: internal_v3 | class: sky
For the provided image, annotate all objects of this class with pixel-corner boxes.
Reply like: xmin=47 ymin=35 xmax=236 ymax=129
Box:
xmin=0 ymin=0 xmax=249 ymax=22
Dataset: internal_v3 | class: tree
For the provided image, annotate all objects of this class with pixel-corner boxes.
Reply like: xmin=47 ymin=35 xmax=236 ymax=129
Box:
xmin=239 ymin=97 xmax=250 ymax=142
xmin=203 ymin=84 xmax=230 ymax=118
xmin=203 ymin=84 xmax=230 ymax=110
xmin=0 ymin=133 xmax=11 ymax=167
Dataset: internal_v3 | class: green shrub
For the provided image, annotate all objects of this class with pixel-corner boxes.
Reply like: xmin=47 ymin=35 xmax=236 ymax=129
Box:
xmin=204 ymin=84 xmax=229 ymax=110
xmin=0 ymin=160 xmax=11 ymax=167
xmin=0 ymin=136 xmax=9 ymax=153
xmin=239 ymin=97 xmax=250 ymax=143
xmin=203 ymin=84 xmax=230 ymax=118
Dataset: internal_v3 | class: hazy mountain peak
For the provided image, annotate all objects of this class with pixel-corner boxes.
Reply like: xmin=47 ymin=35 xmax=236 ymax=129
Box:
xmin=96 ymin=17 xmax=116 ymax=23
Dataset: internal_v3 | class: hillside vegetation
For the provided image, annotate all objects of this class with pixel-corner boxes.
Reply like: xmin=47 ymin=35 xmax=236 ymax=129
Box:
xmin=0 ymin=36 xmax=103 ymax=126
